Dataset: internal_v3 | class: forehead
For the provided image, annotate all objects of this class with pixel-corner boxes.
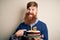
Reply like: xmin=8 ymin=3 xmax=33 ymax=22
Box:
xmin=28 ymin=6 xmax=37 ymax=9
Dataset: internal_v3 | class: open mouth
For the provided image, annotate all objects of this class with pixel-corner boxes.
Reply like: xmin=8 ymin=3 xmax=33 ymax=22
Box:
xmin=28 ymin=14 xmax=33 ymax=17
xmin=26 ymin=12 xmax=34 ymax=15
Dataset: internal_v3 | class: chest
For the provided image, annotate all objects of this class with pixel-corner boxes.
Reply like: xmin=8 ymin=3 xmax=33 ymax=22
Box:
xmin=22 ymin=25 xmax=42 ymax=32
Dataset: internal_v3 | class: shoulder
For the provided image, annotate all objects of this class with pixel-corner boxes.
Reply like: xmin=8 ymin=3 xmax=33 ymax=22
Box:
xmin=37 ymin=19 xmax=47 ymax=29
xmin=37 ymin=19 xmax=46 ymax=26
xmin=37 ymin=20 xmax=48 ymax=30
xmin=19 ymin=22 xmax=25 ymax=25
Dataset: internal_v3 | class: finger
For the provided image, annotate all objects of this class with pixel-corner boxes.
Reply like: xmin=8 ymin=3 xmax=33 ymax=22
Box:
xmin=33 ymin=38 xmax=37 ymax=40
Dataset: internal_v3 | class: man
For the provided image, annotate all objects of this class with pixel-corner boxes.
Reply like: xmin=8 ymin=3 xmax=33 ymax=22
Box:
xmin=9 ymin=1 xmax=48 ymax=40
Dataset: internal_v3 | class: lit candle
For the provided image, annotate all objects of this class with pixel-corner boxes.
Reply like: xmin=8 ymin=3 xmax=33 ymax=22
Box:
xmin=30 ymin=25 xmax=32 ymax=30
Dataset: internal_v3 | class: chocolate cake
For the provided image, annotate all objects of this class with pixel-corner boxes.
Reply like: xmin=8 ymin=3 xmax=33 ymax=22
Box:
xmin=26 ymin=30 xmax=40 ymax=38
xmin=25 ymin=27 xmax=41 ymax=40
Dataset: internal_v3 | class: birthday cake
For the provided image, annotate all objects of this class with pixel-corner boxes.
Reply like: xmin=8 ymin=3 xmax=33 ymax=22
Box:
xmin=26 ymin=30 xmax=40 ymax=36
xmin=26 ymin=27 xmax=40 ymax=38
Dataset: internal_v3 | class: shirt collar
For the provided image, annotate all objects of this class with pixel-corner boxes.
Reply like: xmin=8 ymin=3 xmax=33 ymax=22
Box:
xmin=30 ymin=19 xmax=39 ymax=27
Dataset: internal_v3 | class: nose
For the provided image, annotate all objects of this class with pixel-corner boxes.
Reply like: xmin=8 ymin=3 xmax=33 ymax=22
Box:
xmin=29 ymin=10 xmax=32 ymax=13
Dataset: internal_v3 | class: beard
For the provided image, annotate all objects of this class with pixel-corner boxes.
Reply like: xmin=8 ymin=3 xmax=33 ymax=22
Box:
xmin=24 ymin=12 xmax=37 ymax=25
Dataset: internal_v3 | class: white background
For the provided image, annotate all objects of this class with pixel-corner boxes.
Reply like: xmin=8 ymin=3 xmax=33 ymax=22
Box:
xmin=0 ymin=0 xmax=60 ymax=40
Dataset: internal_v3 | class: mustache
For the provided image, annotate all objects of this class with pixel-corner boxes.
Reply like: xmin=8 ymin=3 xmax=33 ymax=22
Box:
xmin=26 ymin=12 xmax=34 ymax=15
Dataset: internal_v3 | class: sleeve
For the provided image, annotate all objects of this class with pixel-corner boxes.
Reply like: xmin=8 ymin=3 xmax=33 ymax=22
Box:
xmin=41 ymin=23 xmax=48 ymax=40
xmin=15 ymin=24 xmax=22 ymax=32
xmin=9 ymin=23 xmax=22 ymax=40
xmin=9 ymin=35 xmax=18 ymax=40
xmin=16 ymin=23 xmax=26 ymax=35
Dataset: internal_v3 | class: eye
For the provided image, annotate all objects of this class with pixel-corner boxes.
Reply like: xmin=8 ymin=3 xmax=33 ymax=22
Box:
xmin=28 ymin=8 xmax=30 ymax=10
xmin=32 ymin=9 xmax=34 ymax=11
xmin=27 ymin=9 xmax=30 ymax=12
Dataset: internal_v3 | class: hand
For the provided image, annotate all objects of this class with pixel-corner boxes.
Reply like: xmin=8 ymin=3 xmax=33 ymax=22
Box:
xmin=15 ymin=29 xmax=26 ymax=37
xmin=41 ymin=34 xmax=44 ymax=39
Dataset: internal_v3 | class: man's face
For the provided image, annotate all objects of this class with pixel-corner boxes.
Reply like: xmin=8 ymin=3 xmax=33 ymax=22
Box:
xmin=26 ymin=6 xmax=37 ymax=20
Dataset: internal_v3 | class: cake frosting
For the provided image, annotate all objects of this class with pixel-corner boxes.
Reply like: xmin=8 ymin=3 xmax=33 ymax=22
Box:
xmin=26 ymin=30 xmax=40 ymax=37
xmin=27 ymin=30 xmax=40 ymax=32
